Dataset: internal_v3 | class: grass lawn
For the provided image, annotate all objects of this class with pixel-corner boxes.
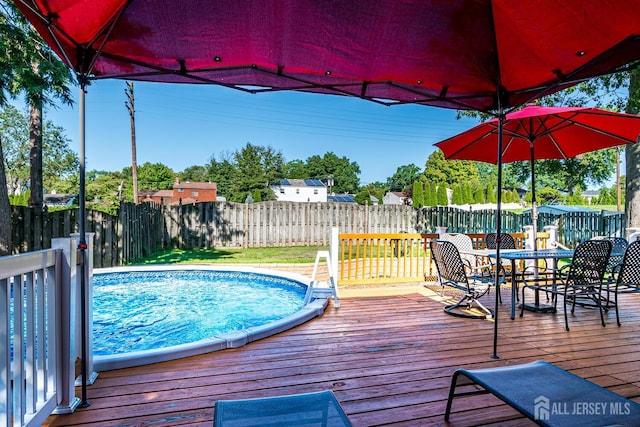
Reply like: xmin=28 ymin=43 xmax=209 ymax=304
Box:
xmin=132 ymin=245 xmax=329 ymax=265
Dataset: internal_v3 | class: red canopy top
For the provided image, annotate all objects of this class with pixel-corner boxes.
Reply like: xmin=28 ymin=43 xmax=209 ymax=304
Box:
xmin=14 ymin=0 xmax=640 ymax=112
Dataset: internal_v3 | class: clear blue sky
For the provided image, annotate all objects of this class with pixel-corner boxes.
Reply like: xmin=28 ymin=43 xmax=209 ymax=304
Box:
xmin=44 ymin=79 xmax=480 ymax=185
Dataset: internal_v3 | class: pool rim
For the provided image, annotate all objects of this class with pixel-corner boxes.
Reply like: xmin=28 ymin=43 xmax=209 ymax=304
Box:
xmin=91 ymin=264 xmax=328 ymax=371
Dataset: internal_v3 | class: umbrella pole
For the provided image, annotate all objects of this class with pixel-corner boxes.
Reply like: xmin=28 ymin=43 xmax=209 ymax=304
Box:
xmin=492 ymin=110 xmax=505 ymax=360
xmin=530 ymin=141 xmax=538 ymax=251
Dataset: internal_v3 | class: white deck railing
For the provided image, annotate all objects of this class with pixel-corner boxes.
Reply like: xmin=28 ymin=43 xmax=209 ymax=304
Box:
xmin=1 ymin=235 xmax=93 ymax=427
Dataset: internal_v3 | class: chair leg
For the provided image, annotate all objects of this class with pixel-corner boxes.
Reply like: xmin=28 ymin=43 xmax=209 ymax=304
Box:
xmin=615 ymin=290 xmax=621 ymax=327
xmin=563 ymin=290 xmax=570 ymax=332
xmin=594 ymin=290 xmax=606 ymax=328
xmin=444 ymin=371 xmax=461 ymax=421
xmin=519 ymin=285 xmax=526 ymax=318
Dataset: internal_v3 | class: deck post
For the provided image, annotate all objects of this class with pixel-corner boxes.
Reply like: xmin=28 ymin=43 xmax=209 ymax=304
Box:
xmin=330 ymin=227 xmax=339 ymax=285
xmin=51 ymin=237 xmax=82 ymax=414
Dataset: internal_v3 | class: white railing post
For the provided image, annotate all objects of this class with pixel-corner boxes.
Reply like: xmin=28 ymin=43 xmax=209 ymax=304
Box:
xmin=626 ymin=227 xmax=640 ymax=242
xmin=435 ymin=226 xmax=447 ymax=238
xmin=523 ymin=225 xmax=535 ymax=250
xmin=50 ymin=238 xmax=82 ymax=415
xmin=543 ymin=225 xmax=559 ymax=248
xmin=330 ymin=227 xmax=339 ymax=286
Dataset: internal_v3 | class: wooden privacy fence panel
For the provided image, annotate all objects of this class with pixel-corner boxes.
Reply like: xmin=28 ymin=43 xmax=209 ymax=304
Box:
xmin=161 ymin=201 xmax=419 ymax=249
xmin=10 ymin=203 xmax=626 ymax=267
xmin=416 ymin=206 xmax=523 ymax=234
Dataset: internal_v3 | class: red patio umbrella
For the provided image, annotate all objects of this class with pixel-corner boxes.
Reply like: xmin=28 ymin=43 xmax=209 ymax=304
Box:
xmin=11 ymin=1 xmax=640 ymax=371
xmin=435 ymin=104 xmax=640 ymax=248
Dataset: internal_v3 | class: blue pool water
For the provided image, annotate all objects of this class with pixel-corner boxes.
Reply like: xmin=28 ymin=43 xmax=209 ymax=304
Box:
xmin=92 ymin=269 xmax=307 ymax=355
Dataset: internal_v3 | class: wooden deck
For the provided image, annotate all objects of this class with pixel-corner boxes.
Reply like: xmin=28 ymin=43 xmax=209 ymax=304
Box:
xmin=43 ymin=284 xmax=640 ymax=426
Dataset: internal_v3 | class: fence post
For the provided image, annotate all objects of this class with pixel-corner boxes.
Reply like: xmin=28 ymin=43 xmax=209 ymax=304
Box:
xmin=435 ymin=226 xmax=447 ymax=238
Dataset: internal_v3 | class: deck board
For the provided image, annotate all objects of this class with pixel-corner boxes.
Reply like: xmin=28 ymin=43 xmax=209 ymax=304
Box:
xmin=43 ymin=285 xmax=640 ymax=426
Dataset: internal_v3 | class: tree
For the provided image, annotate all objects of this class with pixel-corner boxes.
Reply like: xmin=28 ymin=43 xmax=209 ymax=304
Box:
xmin=451 ymin=184 xmax=463 ymax=205
xmin=424 ymin=150 xmax=480 ymax=186
xmin=0 ymin=105 xmax=78 ymax=194
xmin=232 ymin=143 xmax=284 ymax=203
xmin=462 ymin=183 xmax=474 ymax=204
xmin=361 ymin=182 xmax=387 ymax=204
xmin=85 ymin=170 xmax=126 ymax=212
xmin=428 ymin=182 xmax=438 ymax=206
xmin=387 ymin=164 xmax=421 ymax=192
xmin=354 ymin=189 xmax=371 ymax=205
xmin=486 ymin=183 xmax=496 ymax=203
xmin=473 ymin=188 xmax=485 ymax=204
xmin=282 ymin=159 xmax=308 ymax=179
xmin=2 ymin=4 xmax=74 ymax=209
xmin=412 ymin=181 xmax=424 ymax=208
xmin=626 ymin=67 xmax=640 ymax=228
xmin=180 ymin=165 xmax=207 ymax=182
xmin=135 ymin=162 xmax=175 ymax=191
xmin=305 ymin=152 xmax=360 ymax=194
xmin=436 ymin=184 xmax=448 ymax=206
xmin=205 ymin=152 xmax=236 ymax=200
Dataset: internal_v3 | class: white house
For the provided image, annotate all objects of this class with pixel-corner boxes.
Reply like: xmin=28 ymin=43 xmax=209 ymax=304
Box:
xmin=383 ymin=191 xmax=408 ymax=205
xmin=270 ymin=179 xmax=327 ymax=202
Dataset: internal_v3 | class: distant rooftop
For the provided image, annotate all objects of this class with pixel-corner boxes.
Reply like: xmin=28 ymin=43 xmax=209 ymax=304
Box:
xmin=273 ymin=179 xmax=325 ymax=187
xmin=526 ymin=205 xmax=596 ymax=215
xmin=328 ymin=194 xmax=355 ymax=203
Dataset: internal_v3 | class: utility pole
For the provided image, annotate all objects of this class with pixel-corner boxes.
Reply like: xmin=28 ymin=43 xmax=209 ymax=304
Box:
xmin=125 ymin=82 xmax=139 ymax=204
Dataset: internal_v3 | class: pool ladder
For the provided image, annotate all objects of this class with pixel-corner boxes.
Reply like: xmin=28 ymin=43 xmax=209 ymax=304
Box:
xmin=304 ymin=250 xmax=340 ymax=308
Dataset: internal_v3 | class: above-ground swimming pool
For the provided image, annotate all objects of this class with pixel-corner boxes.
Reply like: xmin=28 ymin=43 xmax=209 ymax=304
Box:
xmin=92 ymin=266 xmax=329 ymax=370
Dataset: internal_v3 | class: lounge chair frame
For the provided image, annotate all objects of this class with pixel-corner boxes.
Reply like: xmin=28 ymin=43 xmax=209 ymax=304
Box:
xmin=445 ymin=360 xmax=640 ymax=426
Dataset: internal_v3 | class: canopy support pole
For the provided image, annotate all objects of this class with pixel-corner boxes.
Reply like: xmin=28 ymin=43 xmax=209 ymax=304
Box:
xmin=78 ymin=82 xmax=90 ymax=408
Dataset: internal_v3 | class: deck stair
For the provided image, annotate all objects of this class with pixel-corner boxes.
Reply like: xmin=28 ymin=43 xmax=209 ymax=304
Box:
xmin=304 ymin=250 xmax=340 ymax=308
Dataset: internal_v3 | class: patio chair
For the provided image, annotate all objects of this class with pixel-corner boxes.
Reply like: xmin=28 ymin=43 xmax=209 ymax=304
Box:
xmin=441 ymin=232 xmax=495 ymax=281
xmin=614 ymin=240 xmax=640 ymax=294
xmin=440 ymin=233 xmax=477 ymax=267
xmin=213 ymin=390 xmax=352 ymax=426
xmin=430 ymin=240 xmax=496 ymax=320
xmin=484 ymin=232 xmax=516 ymax=249
xmin=445 ymin=360 xmax=640 ymax=426
xmin=593 ymin=235 xmax=629 ymax=277
xmin=520 ymin=239 xmax=612 ymax=331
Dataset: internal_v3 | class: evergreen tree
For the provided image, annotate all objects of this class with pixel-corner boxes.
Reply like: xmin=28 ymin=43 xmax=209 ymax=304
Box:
xmin=451 ymin=184 xmax=463 ymax=205
xmin=437 ymin=185 xmax=448 ymax=206
xmin=427 ymin=182 xmax=437 ymax=206
xmin=473 ymin=188 xmax=485 ymax=204
xmin=486 ymin=183 xmax=496 ymax=203
xmin=462 ymin=183 xmax=474 ymax=204
xmin=412 ymin=181 xmax=424 ymax=208
xmin=422 ymin=182 xmax=430 ymax=207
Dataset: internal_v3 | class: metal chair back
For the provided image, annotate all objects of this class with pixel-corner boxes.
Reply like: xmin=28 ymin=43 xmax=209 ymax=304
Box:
xmin=616 ymin=240 xmax=640 ymax=293
xmin=593 ymin=236 xmax=629 ymax=274
xmin=484 ymin=233 xmax=516 ymax=249
xmin=566 ymin=239 xmax=612 ymax=289
xmin=440 ymin=233 xmax=475 ymax=266
xmin=430 ymin=240 xmax=469 ymax=289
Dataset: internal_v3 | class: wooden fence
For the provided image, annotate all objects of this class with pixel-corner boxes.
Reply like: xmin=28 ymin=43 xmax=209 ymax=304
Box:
xmin=10 ymin=202 xmax=625 ymax=268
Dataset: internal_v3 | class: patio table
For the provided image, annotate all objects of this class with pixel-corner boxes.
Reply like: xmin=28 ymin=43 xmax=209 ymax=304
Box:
xmin=462 ymin=249 xmax=574 ymax=319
